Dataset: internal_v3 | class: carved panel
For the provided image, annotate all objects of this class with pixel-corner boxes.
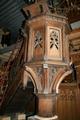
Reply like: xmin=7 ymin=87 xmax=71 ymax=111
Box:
xmin=33 ymin=29 xmax=44 ymax=60
xmin=49 ymin=66 xmax=57 ymax=85
xmin=50 ymin=30 xmax=59 ymax=50
xmin=57 ymin=85 xmax=80 ymax=120
xmin=47 ymin=27 xmax=62 ymax=60
xmin=59 ymin=89 xmax=75 ymax=101
xmin=31 ymin=66 xmax=43 ymax=86
xmin=34 ymin=31 xmax=43 ymax=49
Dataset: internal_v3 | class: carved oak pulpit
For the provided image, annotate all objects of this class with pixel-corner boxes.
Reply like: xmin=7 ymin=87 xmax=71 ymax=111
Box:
xmin=22 ymin=0 xmax=71 ymax=119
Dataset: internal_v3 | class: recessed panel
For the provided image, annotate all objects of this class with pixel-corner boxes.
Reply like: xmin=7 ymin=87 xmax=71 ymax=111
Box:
xmin=47 ymin=27 xmax=62 ymax=60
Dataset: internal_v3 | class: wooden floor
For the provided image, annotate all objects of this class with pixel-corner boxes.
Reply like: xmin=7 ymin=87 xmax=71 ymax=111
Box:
xmin=56 ymin=83 xmax=80 ymax=120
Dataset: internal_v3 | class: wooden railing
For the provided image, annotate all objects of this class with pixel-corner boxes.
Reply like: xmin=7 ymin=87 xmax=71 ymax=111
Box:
xmin=0 ymin=40 xmax=24 ymax=108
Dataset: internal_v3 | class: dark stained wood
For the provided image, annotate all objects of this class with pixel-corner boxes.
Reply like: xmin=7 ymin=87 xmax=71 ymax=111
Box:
xmin=68 ymin=10 xmax=80 ymax=23
xmin=56 ymin=83 xmax=80 ymax=120
xmin=0 ymin=81 xmax=36 ymax=115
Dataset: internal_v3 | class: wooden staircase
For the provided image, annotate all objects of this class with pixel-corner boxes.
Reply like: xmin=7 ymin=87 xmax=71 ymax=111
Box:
xmin=0 ymin=40 xmax=24 ymax=110
xmin=0 ymin=38 xmax=36 ymax=116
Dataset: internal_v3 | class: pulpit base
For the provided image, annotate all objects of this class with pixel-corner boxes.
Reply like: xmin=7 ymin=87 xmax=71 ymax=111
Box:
xmin=28 ymin=115 xmax=58 ymax=120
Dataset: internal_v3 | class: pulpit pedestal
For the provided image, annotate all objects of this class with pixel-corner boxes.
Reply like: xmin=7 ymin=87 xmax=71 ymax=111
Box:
xmin=28 ymin=93 xmax=58 ymax=120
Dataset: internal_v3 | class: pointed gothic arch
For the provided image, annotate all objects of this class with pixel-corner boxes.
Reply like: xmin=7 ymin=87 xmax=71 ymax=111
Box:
xmin=55 ymin=70 xmax=72 ymax=93
xmin=50 ymin=69 xmax=72 ymax=93
xmin=53 ymin=70 xmax=72 ymax=93
xmin=23 ymin=66 xmax=42 ymax=93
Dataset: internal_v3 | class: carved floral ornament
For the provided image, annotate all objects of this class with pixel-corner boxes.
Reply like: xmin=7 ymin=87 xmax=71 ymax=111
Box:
xmin=49 ymin=66 xmax=57 ymax=84
xmin=60 ymin=89 xmax=75 ymax=101
xmin=50 ymin=29 xmax=59 ymax=50
xmin=34 ymin=31 xmax=43 ymax=49
xmin=31 ymin=66 xmax=43 ymax=79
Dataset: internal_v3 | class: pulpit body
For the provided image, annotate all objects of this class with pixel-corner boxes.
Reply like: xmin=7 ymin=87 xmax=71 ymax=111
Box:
xmin=22 ymin=0 xmax=71 ymax=119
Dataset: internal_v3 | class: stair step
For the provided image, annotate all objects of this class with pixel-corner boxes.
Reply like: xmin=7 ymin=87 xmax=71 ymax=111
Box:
xmin=0 ymin=116 xmax=10 ymax=120
xmin=17 ymin=113 xmax=26 ymax=120
xmin=0 ymin=113 xmax=26 ymax=120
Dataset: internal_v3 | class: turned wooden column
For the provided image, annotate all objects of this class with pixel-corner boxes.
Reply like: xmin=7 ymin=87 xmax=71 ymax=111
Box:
xmin=37 ymin=94 xmax=57 ymax=117
xmin=28 ymin=94 xmax=58 ymax=120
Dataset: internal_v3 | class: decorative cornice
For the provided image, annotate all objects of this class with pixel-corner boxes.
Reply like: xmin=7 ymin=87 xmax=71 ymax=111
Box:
xmin=27 ymin=14 xmax=67 ymax=25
